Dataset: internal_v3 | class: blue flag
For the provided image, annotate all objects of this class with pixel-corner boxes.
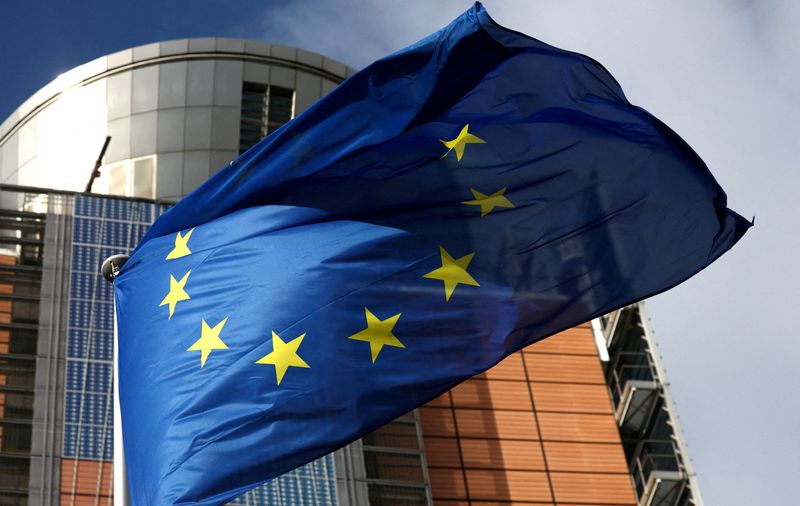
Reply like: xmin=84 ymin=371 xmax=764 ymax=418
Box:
xmin=114 ymin=3 xmax=750 ymax=504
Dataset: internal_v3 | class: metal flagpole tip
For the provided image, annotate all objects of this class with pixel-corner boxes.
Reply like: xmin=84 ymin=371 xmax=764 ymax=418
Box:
xmin=101 ymin=254 xmax=130 ymax=283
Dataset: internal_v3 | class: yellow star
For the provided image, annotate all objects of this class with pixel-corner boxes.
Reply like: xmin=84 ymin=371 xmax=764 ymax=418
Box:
xmin=166 ymin=228 xmax=194 ymax=260
xmin=348 ymin=308 xmax=405 ymax=363
xmin=187 ymin=317 xmax=229 ymax=367
xmin=256 ymin=331 xmax=310 ymax=385
xmin=439 ymin=124 xmax=486 ymax=161
xmin=423 ymin=246 xmax=480 ymax=301
xmin=462 ymin=187 xmax=515 ymax=216
xmin=159 ymin=270 xmax=191 ymax=319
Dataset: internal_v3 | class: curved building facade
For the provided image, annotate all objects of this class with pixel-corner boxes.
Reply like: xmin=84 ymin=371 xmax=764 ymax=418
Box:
xmin=0 ymin=38 xmax=353 ymax=201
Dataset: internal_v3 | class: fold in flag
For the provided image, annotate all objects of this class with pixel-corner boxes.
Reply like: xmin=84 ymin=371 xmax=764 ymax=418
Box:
xmin=114 ymin=3 xmax=750 ymax=504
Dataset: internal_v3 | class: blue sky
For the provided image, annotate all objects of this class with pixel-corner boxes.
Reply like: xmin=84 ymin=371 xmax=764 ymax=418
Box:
xmin=2 ymin=1 xmax=797 ymax=504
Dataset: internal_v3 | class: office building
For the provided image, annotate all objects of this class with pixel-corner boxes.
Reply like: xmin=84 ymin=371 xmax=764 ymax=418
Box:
xmin=0 ymin=37 xmax=352 ymax=201
xmin=0 ymin=39 xmax=702 ymax=506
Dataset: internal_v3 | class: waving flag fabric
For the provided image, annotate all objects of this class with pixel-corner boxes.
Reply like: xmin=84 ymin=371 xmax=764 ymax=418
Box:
xmin=114 ymin=3 xmax=750 ymax=504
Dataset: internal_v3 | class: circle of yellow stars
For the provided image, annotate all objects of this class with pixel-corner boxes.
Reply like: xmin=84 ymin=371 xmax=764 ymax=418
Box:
xmin=156 ymin=124 xmax=513 ymax=385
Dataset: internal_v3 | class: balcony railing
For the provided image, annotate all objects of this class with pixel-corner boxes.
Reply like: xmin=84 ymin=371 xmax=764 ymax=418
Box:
xmin=607 ymin=350 xmax=661 ymax=435
xmin=631 ymin=439 xmax=687 ymax=506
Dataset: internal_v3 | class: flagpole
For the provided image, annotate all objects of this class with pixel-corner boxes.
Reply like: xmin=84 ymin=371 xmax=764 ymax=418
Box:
xmin=102 ymin=255 xmax=130 ymax=506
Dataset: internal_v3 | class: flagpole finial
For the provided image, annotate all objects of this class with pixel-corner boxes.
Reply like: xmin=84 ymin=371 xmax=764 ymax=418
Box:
xmin=102 ymin=254 xmax=130 ymax=283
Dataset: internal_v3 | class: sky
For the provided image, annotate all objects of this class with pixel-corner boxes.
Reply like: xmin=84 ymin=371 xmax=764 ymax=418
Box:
xmin=2 ymin=1 xmax=797 ymax=504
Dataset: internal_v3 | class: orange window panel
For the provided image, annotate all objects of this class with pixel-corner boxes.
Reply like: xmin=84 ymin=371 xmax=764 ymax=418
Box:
xmin=543 ymin=441 xmax=629 ymax=473
xmin=429 ymin=467 xmax=468 ymax=500
xmin=460 ymin=438 xmax=545 ymax=471
xmin=60 ymin=495 xmax=112 ymax=506
xmin=451 ymin=379 xmax=531 ymax=411
xmin=60 ymin=459 xmax=113 ymax=496
xmin=526 ymin=325 xmax=596 ymax=356
xmin=475 ymin=353 xmax=526 ymax=381
xmin=426 ymin=392 xmax=453 ymax=407
xmin=537 ymin=412 xmax=621 ymax=443
xmin=467 ymin=503 xmax=555 ymax=506
xmin=367 ymin=452 xmax=426 ymax=482
xmin=419 ymin=407 xmax=457 ymax=437
xmin=432 ymin=501 xmax=469 ymax=506
xmin=465 ymin=469 xmax=551 ymax=502
xmin=550 ymin=472 xmax=636 ymax=505
xmin=0 ymin=329 xmax=9 ymax=354
xmin=530 ymin=383 xmax=613 ymax=415
xmin=524 ymin=353 xmax=605 ymax=385
xmin=454 ymin=408 xmax=538 ymax=440
xmin=424 ymin=436 xmax=462 ymax=468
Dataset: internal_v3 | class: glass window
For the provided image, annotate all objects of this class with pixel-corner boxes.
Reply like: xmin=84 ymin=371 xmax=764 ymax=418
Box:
xmin=266 ymin=86 xmax=294 ymax=135
xmin=239 ymin=83 xmax=295 ymax=154
xmin=239 ymin=82 xmax=267 ymax=154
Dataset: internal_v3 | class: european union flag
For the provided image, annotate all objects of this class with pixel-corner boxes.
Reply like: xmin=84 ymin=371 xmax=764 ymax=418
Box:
xmin=114 ymin=3 xmax=750 ymax=504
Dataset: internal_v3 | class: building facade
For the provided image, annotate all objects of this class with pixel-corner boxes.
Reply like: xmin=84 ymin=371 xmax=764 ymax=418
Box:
xmin=0 ymin=39 xmax=702 ymax=506
xmin=0 ymin=37 xmax=353 ymax=202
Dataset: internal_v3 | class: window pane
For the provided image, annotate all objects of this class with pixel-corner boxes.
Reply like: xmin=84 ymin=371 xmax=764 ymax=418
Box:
xmin=266 ymin=86 xmax=294 ymax=135
xmin=239 ymin=82 xmax=267 ymax=154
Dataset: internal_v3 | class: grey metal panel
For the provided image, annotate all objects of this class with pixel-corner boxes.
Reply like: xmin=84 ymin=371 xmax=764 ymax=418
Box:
xmin=156 ymin=152 xmax=184 ymax=201
xmin=298 ymin=49 xmax=324 ymax=70
xmin=158 ymin=61 xmax=188 ymax=109
xmin=188 ymin=37 xmax=215 ymax=53
xmin=216 ymin=38 xmax=245 ymax=54
xmin=132 ymin=65 xmax=160 ymax=114
xmin=160 ymin=39 xmax=189 ymax=57
xmin=270 ymin=66 xmax=296 ymax=89
xmin=28 ymin=196 xmax=74 ymax=506
xmin=271 ymin=44 xmax=298 ymax=62
xmin=131 ymin=112 xmax=158 ymax=157
xmin=183 ymin=150 xmax=210 ymax=194
xmin=186 ymin=60 xmax=215 ymax=106
xmin=210 ymin=107 xmax=240 ymax=152
xmin=106 ymin=48 xmax=133 ymax=70
xmin=209 ymin=150 xmax=237 ymax=176
xmin=17 ymin=117 xmax=37 ymax=166
xmin=2 ymin=132 xmax=19 ymax=180
xmin=132 ymin=42 xmax=159 ymax=61
xmin=244 ymin=40 xmax=271 ymax=57
xmin=105 ymin=117 xmax=131 ymax=163
xmin=244 ymin=62 xmax=270 ymax=84
xmin=295 ymin=72 xmax=322 ymax=115
xmin=157 ymin=108 xmax=186 ymax=153
xmin=106 ymin=70 xmax=132 ymax=120
xmin=2 ymin=169 xmax=18 ymax=186
xmin=184 ymin=107 xmax=213 ymax=151
xmin=323 ymin=58 xmax=348 ymax=80
xmin=213 ymin=61 xmax=243 ymax=107
xmin=322 ymin=79 xmax=338 ymax=96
